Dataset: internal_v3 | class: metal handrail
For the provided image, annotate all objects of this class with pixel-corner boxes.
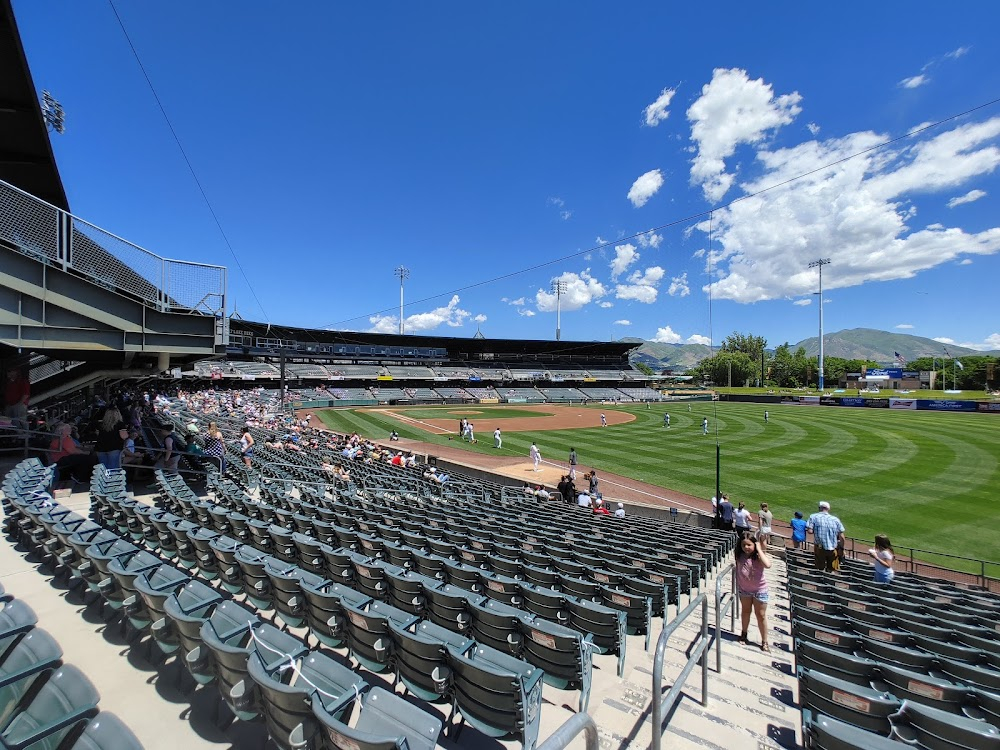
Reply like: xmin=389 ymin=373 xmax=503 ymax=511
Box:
xmin=651 ymin=593 xmax=710 ymax=750
xmin=537 ymin=711 xmax=599 ymax=750
xmin=714 ymin=563 xmax=736 ymax=672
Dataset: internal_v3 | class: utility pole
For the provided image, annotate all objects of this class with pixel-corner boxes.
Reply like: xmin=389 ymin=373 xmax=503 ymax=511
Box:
xmin=551 ymin=280 xmax=567 ymax=341
xmin=809 ymin=258 xmax=831 ymax=391
xmin=394 ymin=266 xmax=410 ymax=335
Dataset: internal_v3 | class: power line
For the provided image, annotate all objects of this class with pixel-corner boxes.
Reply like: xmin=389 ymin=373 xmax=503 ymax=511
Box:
xmin=107 ymin=0 xmax=270 ymax=324
xmin=322 ymin=95 xmax=1000 ymax=330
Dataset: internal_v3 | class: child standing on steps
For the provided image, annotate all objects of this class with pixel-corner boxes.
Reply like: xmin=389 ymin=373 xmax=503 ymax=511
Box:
xmin=736 ymin=535 xmax=773 ymax=652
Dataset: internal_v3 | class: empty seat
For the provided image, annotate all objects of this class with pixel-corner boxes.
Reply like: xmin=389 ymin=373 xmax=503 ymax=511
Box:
xmin=0 ymin=665 xmax=100 ymax=750
xmin=388 ymin=620 xmax=473 ymax=702
xmin=209 ymin=536 xmax=244 ymax=594
xmin=342 ymin=601 xmax=419 ymax=673
xmin=156 ymin=579 xmax=222 ymax=660
xmin=565 ymin=597 xmax=627 ymax=677
xmin=0 ymin=629 xmax=62 ymax=724
xmin=383 ymin=569 xmax=433 ymax=616
xmin=872 ymin=663 xmax=971 ymax=714
xmin=312 ymin=686 xmax=442 ymax=750
xmin=69 ymin=711 xmax=144 ymax=750
xmin=265 ymin=559 xmax=325 ymax=630
xmin=247 ymin=649 xmax=368 ymax=750
xmin=797 ymin=640 xmax=878 ymax=687
xmin=103 ymin=550 xmax=162 ymax=613
xmin=469 ymin=600 xmax=530 ymax=655
xmin=445 ymin=643 xmax=543 ymax=750
xmin=889 ymin=699 xmax=1000 ymax=749
xmin=423 ymin=585 xmax=485 ymax=636
xmin=804 ymin=712 xmax=903 ymax=750
xmin=0 ymin=600 xmax=38 ymax=660
xmin=301 ymin=580 xmax=372 ymax=649
xmin=519 ymin=617 xmax=594 ymax=711
xmin=799 ymin=667 xmax=899 ymax=735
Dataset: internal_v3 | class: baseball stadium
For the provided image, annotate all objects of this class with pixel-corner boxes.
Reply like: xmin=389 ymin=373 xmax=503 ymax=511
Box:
xmin=2 ymin=3 xmax=1000 ymax=750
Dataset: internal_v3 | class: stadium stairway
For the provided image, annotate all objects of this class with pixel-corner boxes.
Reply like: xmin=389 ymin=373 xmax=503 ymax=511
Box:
xmin=0 ymin=462 xmax=800 ymax=750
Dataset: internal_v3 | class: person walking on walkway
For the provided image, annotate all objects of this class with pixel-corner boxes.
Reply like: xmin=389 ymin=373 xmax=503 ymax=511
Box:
xmin=807 ymin=501 xmax=845 ymax=572
xmin=736 ymin=535 xmax=773 ymax=652
xmin=568 ymin=447 xmax=578 ymax=480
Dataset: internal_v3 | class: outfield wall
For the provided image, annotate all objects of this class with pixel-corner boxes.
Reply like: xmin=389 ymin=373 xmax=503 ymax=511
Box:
xmin=722 ymin=393 xmax=1000 ymax=413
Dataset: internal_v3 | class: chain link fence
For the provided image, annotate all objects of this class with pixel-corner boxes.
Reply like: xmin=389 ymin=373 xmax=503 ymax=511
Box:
xmin=0 ymin=178 xmax=225 ymax=315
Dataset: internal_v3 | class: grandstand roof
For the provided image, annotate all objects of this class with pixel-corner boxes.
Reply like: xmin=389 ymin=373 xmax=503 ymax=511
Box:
xmin=233 ymin=319 xmax=638 ymax=358
xmin=0 ymin=0 xmax=68 ymax=210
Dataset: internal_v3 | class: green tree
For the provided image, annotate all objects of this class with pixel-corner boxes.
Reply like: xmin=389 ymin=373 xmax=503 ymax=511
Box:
xmin=721 ymin=332 xmax=767 ymax=386
xmin=634 ymin=361 xmax=654 ymax=376
xmin=695 ymin=351 xmax=756 ymax=387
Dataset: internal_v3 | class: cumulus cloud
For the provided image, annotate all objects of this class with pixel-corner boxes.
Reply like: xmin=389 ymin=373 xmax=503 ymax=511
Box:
xmin=369 ymin=295 xmax=470 ymax=333
xmin=933 ymin=337 xmax=955 ymax=344
xmin=895 ymin=323 xmax=914 ymax=329
xmin=613 ymin=319 xmax=631 ymax=326
xmin=697 ymin=115 xmax=1000 ymax=303
xmin=536 ymin=270 xmax=607 ymax=312
xmin=948 ymin=189 xmax=986 ymax=207
xmin=598 ymin=301 xmax=613 ymax=308
xmin=793 ymin=299 xmax=812 ymax=306
xmin=687 ymin=334 xmax=712 ymax=345
xmin=935 ymin=333 xmax=1000 ymax=351
xmin=652 ymin=326 xmax=682 ymax=344
xmin=615 ymin=266 xmax=665 ymax=303
xmin=473 ymin=314 xmax=487 ymax=323
xmin=807 ymin=122 xmax=821 ymax=136
xmin=899 ymin=74 xmax=928 ymax=89
xmin=518 ymin=309 xmax=536 ymax=317
xmin=958 ymin=258 xmax=973 ymax=265
xmin=687 ymin=68 xmax=802 ymax=202
xmin=668 ymin=273 xmax=690 ymax=297
xmin=610 ymin=244 xmax=640 ymax=280
xmin=560 ymin=210 xmax=572 ymax=220
xmin=627 ymin=169 xmax=665 ymax=207
xmin=637 ymin=230 xmax=663 ymax=249
xmin=643 ymin=86 xmax=677 ymax=127
xmin=506 ymin=297 xmax=526 ymax=306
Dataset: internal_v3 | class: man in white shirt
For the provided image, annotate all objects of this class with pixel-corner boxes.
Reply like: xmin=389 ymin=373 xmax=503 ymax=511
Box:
xmin=529 ymin=443 xmax=541 ymax=471
xmin=614 ymin=503 xmax=626 ymax=518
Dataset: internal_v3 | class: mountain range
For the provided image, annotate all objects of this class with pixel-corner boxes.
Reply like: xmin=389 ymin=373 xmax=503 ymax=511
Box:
xmin=623 ymin=328 xmax=999 ymax=372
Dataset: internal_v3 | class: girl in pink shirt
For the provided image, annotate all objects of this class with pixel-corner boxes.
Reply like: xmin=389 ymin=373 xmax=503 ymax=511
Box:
xmin=736 ymin=535 xmax=772 ymax=652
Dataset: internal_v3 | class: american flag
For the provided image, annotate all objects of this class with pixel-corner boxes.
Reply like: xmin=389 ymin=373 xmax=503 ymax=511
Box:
xmin=894 ymin=351 xmax=906 ymax=366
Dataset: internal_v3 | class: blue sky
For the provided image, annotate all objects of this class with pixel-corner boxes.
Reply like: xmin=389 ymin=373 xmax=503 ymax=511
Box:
xmin=13 ymin=1 xmax=1000 ymax=350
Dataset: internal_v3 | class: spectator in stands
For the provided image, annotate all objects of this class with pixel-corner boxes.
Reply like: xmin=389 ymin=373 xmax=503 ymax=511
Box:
xmin=717 ymin=494 xmax=734 ymax=532
xmin=120 ymin=428 xmax=144 ymax=471
xmin=734 ymin=502 xmax=753 ymax=538
xmin=203 ymin=421 xmax=226 ymax=474
xmin=867 ymin=534 xmax=895 ymax=583
xmin=757 ymin=502 xmax=773 ymax=548
xmin=239 ymin=428 xmax=255 ymax=468
xmin=614 ymin=502 xmax=626 ymax=518
xmin=576 ymin=490 xmax=592 ymax=508
xmin=49 ymin=423 xmax=96 ymax=482
xmin=154 ymin=423 xmax=181 ymax=475
xmin=390 ymin=452 xmax=404 ymax=467
xmin=557 ymin=475 xmax=572 ymax=503
xmin=95 ymin=407 xmax=128 ymax=471
xmin=3 ymin=367 xmax=29 ymax=429
xmin=807 ymin=501 xmax=845 ymax=572
xmin=534 ymin=485 xmax=551 ymax=500
xmin=735 ymin=535 xmax=772 ymax=652
xmin=593 ymin=498 xmax=610 ymax=515
xmin=789 ymin=511 xmax=807 ymax=548
xmin=588 ymin=471 xmax=599 ymax=496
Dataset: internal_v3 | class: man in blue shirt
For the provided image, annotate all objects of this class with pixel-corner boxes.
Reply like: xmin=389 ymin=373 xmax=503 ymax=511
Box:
xmin=807 ymin=501 xmax=845 ymax=572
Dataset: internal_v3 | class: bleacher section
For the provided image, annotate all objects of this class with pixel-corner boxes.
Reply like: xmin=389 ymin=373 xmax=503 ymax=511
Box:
xmin=464 ymin=386 xmax=501 ymax=401
xmin=405 ymin=387 xmax=443 ymax=401
xmin=367 ymin=387 xmax=409 ymax=401
xmin=619 ymin=386 xmax=663 ymax=401
xmin=284 ymin=363 xmax=332 ymax=379
xmin=788 ymin=548 xmax=1000 ymax=748
xmin=473 ymin=367 xmax=508 ymax=380
xmin=431 ymin=366 xmax=471 ymax=379
xmin=338 ymin=364 xmax=385 ymax=378
xmin=384 ymin=366 xmax=436 ymax=379
xmin=580 ymin=387 xmax=628 ymax=400
xmin=501 ymin=387 xmax=546 ymax=402
xmin=586 ymin=369 xmax=625 ymax=381
xmin=537 ymin=387 xmax=587 ymax=401
xmin=433 ymin=387 xmax=472 ymax=400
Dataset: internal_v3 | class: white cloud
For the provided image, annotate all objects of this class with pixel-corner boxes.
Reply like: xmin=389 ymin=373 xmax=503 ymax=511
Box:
xmin=535 ymin=270 xmax=608 ymax=312
xmin=899 ymin=74 xmax=928 ymax=89
xmin=652 ymin=326 xmax=682 ymax=344
xmin=807 ymin=122 xmax=821 ymax=136
xmin=547 ymin=197 xmax=565 ymax=207
xmin=560 ymin=210 xmax=572 ymax=220
xmin=473 ymin=314 xmax=487 ymax=323
xmin=948 ymin=189 xmax=986 ymax=207
xmin=692 ymin=248 xmax=706 ymax=259
xmin=518 ymin=309 xmax=536 ymax=317
xmin=935 ymin=333 xmax=1000 ymax=351
xmin=945 ymin=46 xmax=971 ymax=59
xmin=507 ymin=297 xmax=526 ymax=306
xmin=643 ymin=86 xmax=677 ymax=127
xmin=698 ymin=115 xmax=1000 ymax=303
xmin=610 ymin=244 xmax=640 ymax=280
xmin=895 ymin=323 xmax=914 ymax=329
xmin=687 ymin=334 xmax=712 ymax=345
xmin=627 ymin=169 xmax=664 ymax=208
xmin=615 ymin=266 xmax=665 ymax=303
xmin=668 ymin=272 xmax=690 ymax=297
xmin=687 ymin=68 xmax=802 ymax=202
xmin=958 ymin=258 xmax=973 ymax=265
xmin=369 ymin=295 xmax=470 ymax=333
xmin=637 ymin=230 xmax=663 ymax=249
xmin=793 ymin=299 xmax=812 ymax=306
xmin=613 ymin=319 xmax=631 ymax=326
xmin=598 ymin=301 xmax=613 ymax=308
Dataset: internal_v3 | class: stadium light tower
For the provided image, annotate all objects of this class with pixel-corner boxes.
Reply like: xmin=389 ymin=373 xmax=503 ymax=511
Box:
xmin=40 ymin=90 xmax=66 ymax=134
xmin=394 ymin=266 xmax=410 ymax=335
xmin=551 ymin=280 xmax=567 ymax=341
xmin=809 ymin=258 xmax=831 ymax=391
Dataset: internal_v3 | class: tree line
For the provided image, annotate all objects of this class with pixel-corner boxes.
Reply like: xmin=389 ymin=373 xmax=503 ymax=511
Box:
xmin=690 ymin=333 xmax=999 ymax=390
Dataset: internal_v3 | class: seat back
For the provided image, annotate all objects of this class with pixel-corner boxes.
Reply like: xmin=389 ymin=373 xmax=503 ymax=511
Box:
xmin=805 ymin=712 xmax=904 ymax=750
xmin=874 ymin=663 xmax=971 ymax=714
xmin=313 ymin=686 xmax=442 ymax=750
xmin=70 ymin=711 xmax=144 ymax=750
xmin=0 ymin=600 xmax=39 ymax=659
xmin=301 ymin=581 xmax=372 ymax=649
xmin=796 ymin=640 xmax=877 ymax=687
xmin=799 ymin=667 xmax=899 ymax=735
xmin=519 ymin=617 xmax=593 ymax=711
xmin=387 ymin=620 xmax=472 ymax=703
xmin=343 ymin=601 xmax=418 ymax=673
xmin=445 ymin=644 xmax=543 ymax=750
xmin=0 ymin=664 xmax=100 ymax=750
xmin=890 ymin=699 xmax=1000 ymax=749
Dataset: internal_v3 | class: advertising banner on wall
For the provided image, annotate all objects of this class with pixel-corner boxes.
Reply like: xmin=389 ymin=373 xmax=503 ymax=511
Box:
xmin=867 ymin=368 xmax=903 ymax=379
xmin=840 ymin=397 xmax=866 ymax=407
xmin=917 ymin=400 xmax=978 ymax=412
xmin=865 ymin=399 xmax=889 ymax=408
xmin=889 ymin=398 xmax=918 ymax=410
xmin=977 ymin=402 xmax=1000 ymax=413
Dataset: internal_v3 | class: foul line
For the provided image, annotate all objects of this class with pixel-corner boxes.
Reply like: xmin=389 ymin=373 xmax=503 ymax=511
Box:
xmin=384 ymin=410 xmax=454 ymax=435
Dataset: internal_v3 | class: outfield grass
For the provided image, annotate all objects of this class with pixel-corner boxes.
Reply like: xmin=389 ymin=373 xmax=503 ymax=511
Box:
xmin=378 ymin=406 xmax=555 ymax=421
xmin=314 ymin=402 xmax=1000 ymax=566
